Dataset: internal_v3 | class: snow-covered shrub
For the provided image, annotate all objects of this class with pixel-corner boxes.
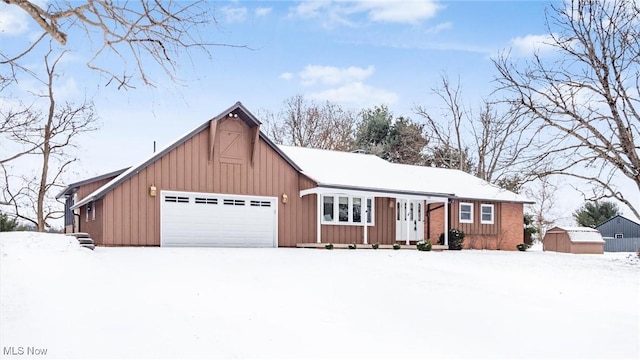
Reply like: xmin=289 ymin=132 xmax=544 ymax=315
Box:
xmin=516 ymin=244 xmax=527 ymax=251
xmin=417 ymin=239 xmax=432 ymax=251
xmin=392 ymin=243 xmax=401 ymax=250
xmin=371 ymin=243 xmax=379 ymax=249
xmin=348 ymin=243 xmax=357 ymax=249
xmin=325 ymin=243 xmax=334 ymax=250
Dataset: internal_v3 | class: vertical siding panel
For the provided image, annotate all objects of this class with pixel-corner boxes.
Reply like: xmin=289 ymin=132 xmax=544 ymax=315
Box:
xmin=176 ymin=144 xmax=185 ymax=190
xmin=199 ymin=132 xmax=207 ymax=191
xmin=137 ymin=168 xmax=145 ymax=245
xmin=131 ymin=172 xmax=139 ymax=246
xmin=184 ymin=141 xmax=192 ymax=191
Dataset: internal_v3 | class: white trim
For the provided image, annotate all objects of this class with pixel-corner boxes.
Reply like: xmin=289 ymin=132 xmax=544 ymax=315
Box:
xmin=480 ymin=204 xmax=494 ymax=224
xmin=300 ymin=186 xmax=448 ymax=203
xmin=459 ymin=202 xmax=473 ymax=223
xmin=316 ymin=194 xmax=322 ymax=243
xmin=444 ymin=201 xmax=449 ymax=246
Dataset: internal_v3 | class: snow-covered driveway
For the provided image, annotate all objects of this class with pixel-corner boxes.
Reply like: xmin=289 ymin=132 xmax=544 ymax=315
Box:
xmin=1 ymin=232 xmax=638 ymax=359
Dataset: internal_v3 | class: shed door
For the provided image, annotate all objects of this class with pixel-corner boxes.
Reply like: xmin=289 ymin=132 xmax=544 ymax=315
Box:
xmin=161 ymin=191 xmax=277 ymax=247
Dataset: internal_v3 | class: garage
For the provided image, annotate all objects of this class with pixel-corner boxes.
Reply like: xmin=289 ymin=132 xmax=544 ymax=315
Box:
xmin=161 ymin=191 xmax=277 ymax=247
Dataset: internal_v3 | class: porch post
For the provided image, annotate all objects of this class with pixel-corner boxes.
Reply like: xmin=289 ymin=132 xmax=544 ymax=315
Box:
xmin=444 ymin=199 xmax=449 ymax=246
xmin=316 ymin=194 xmax=322 ymax=243
xmin=363 ymin=208 xmax=368 ymax=245
xmin=405 ymin=199 xmax=410 ymax=246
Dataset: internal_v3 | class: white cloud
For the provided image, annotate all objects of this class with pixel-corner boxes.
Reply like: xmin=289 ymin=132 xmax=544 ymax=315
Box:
xmin=355 ymin=0 xmax=441 ymax=24
xmin=255 ymin=7 xmax=272 ymax=17
xmin=0 ymin=3 xmax=30 ymax=36
xmin=309 ymin=82 xmax=398 ymax=107
xmin=425 ymin=21 xmax=452 ymax=34
xmin=280 ymin=72 xmax=294 ymax=80
xmin=298 ymin=65 xmax=375 ymax=86
xmin=289 ymin=0 xmax=441 ymax=26
xmin=290 ymin=0 xmax=330 ymax=19
xmin=511 ymin=34 xmax=557 ymax=56
xmin=221 ymin=6 xmax=247 ymax=23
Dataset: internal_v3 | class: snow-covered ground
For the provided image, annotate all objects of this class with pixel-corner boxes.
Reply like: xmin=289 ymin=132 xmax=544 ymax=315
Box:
xmin=1 ymin=232 xmax=638 ymax=359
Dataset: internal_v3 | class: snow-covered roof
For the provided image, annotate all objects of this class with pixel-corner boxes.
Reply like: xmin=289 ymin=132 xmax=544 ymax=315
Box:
xmin=278 ymin=146 xmax=532 ymax=203
xmin=548 ymin=226 xmax=605 ymax=243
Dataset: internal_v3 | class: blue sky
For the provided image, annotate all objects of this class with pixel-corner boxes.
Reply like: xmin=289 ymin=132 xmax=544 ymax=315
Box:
xmin=5 ymin=0 xmax=636 ymax=223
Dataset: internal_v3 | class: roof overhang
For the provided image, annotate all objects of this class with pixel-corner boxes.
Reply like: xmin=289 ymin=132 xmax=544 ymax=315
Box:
xmin=300 ymin=184 xmax=452 ymax=203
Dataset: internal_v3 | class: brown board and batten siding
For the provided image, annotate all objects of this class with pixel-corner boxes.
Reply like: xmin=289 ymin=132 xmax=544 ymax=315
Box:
xmin=97 ymin=117 xmax=318 ymax=247
xmin=319 ymin=197 xmax=395 ymax=245
xmin=450 ymin=199 xmax=502 ymax=236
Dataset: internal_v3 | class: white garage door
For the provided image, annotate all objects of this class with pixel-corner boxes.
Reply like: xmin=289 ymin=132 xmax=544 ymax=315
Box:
xmin=161 ymin=191 xmax=278 ymax=247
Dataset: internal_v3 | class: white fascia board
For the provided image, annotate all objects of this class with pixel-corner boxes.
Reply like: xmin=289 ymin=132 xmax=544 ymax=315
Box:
xmin=300 ymin=186 xmax=449 ymax=203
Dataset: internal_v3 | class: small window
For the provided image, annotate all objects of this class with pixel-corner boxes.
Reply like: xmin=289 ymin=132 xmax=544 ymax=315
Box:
xmin=85 ymin=204 xmax=90 ymax=222
xmin=352 ymin=198 xmax=362 ymax=223
xmin=614 ymin=233 xmax=624 ymax=239
xmin=410 ymin=202 xmax=414 ymax=221
xmin=323 ymin=196 xmax=334 ymax=222
xmin=367 ymin=198 xmax=373 ymax=223
xmin=481 ymin=204 xmax=494 ymax=224
xmin=460 ymin=202 xmax=473 ymax=223
xmin=417 ymin=203 xmax=422 ymax=220
xmin=92 ymin=203 xmax=96 ymax=221
xmin=196 ymin=197 xmax=218 ymax=204
xmin=338 ymin=197 xmax=349 ymax=222
xmin=223 ymin=199 xmax=244 ymax=206
xmin=396 ymin=202 xmax=400 ymax=221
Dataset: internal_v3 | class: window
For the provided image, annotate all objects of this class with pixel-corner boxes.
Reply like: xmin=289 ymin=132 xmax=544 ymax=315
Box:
xmin=352 ymin=198 xmax=362 ymax=223
xmin=321 ymin=195 xmax=374 ymax=225
xmin=92 ymin=203 xmax=96 ymax=221
xmin=338 ymin=197 xmax=349 ymax=222
xmin=481 ymin=204 xmax=494 ymax=224
xmin=459 ymin=202 xmax=473 ymax=223
xmin=85 ymin=204 xmax=90 ymax=222
xmin=614 ymin=233 xmax=624 ymax=239
xmin=323 ymin=196 xmax=334 ymax=221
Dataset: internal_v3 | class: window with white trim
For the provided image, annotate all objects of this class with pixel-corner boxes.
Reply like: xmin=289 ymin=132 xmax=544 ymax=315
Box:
xmin=614 ymin=233 xmax=624 ymax=239
xmin=480 ymin=204 xmax=494 ymax=224
xmin=321 ymin=195 xmax=374 ymax=225
xmin=459 ymin=202 xmax=473 ymax=223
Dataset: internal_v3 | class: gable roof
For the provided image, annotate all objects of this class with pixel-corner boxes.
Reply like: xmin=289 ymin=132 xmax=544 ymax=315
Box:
xmin=278 ymin=145 xmax=533 ymax=203
xmin=55 ymin=167 xmax=129 ymax=199
xmin=71 ymin=102 xmax=300 ymax=210
xmin=594 ymin=214 xmax=640 ymax=229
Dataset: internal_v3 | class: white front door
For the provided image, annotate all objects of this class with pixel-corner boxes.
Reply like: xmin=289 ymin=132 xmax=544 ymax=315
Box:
xmin=395 ymin=199 xmax=425 ymax=242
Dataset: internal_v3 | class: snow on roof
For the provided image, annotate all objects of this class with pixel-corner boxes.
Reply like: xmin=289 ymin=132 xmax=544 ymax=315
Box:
xmin=548 ymin=226 xmax=605 ymax=243
xmin=278 ymin=145 xmax=532 ymax=203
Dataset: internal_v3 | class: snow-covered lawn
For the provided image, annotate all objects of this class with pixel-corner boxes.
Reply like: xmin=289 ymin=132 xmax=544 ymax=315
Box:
xmin=1 ymin=232 xmax=638 ymax=359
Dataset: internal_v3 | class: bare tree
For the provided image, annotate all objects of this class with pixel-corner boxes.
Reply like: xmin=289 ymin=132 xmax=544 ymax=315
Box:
xmin=415 ymin=73 xmax=538 ymax=185
xmin=1 ymin=48 xmax=97 ymax=231
xmin=2 ymin=0 xmax=243 ymax=89
xmin=525 ymin=174 xmax=560 ymax=242
xmin=493 ymin=0 xmax=640 ymax=218
xmin=263 ymin=94 xmax=356 ymax=151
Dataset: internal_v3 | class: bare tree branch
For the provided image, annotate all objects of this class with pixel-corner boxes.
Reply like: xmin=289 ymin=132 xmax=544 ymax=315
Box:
xmin=493 ymin=0 xmax=640 ymax=218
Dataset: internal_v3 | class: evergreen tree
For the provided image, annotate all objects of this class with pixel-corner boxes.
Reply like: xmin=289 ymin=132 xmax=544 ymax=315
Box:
xmin=573 ymin=201 xmax=621 ymax=227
